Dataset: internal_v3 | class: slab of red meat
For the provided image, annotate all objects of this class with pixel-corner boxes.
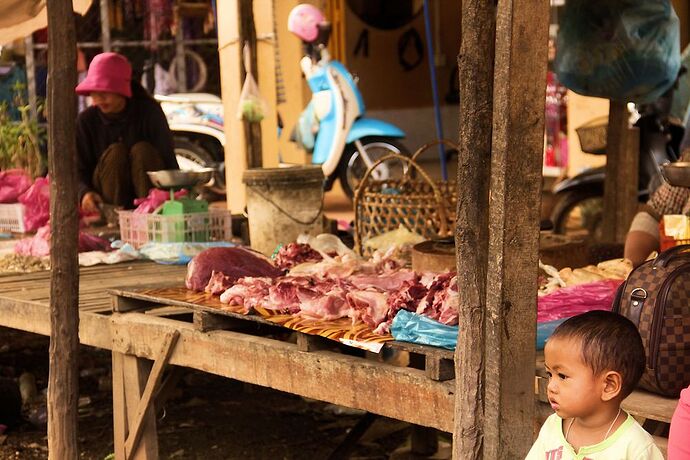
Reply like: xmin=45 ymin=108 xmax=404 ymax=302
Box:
xmin=274 ymin=243 xmax=323 ymax=271
xmin=185 ymin=247 xmax=283 ymax=291
xmin=219 ymin=277 xmax=274 ymax=312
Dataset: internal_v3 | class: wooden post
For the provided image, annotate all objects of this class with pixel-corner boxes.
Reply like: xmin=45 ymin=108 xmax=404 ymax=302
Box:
xmin=100 ymin=0 xmax=111 ymax=51
xmin=483 ymin=0 xmax=550 ymax=457
xmin=453 ymin=0 xmax=495 ymax=457
xmin=174 ymin=15 xmax=187 ymax=92
xmin=239 ymin=0 xmax=263 ymax=168
xmin=217 ymin=0 xmax=248 ymax=212
xmin=24 ymin=34 xmax=37 ymax=121
xmin=601 ymin=101 xmax=639 ymax=243
xmin=45 ymin=1 xmax=80 ymax=458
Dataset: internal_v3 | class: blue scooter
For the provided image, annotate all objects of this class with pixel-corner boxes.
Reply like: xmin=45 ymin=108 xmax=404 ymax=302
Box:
xmin=288 ymin=5 xmax=407 ymax=198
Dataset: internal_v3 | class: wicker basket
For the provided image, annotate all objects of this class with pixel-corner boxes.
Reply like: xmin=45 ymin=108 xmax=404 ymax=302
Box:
xmin=575 ymin=116 xmax=608 ymax=154
xmin=353 ymin=140 xmax=458 ymax=255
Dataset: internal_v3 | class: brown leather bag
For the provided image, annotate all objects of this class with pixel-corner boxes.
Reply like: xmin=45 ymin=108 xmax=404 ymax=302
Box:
xmin=613 ymin=245 xmax=690 ymax=397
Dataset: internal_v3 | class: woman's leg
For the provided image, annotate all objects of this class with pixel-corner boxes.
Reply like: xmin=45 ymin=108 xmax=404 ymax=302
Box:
xmin=130 ymin=141 xmax=167 ymax=198
xmin=92 ymin=143 xmax=134 ymax=207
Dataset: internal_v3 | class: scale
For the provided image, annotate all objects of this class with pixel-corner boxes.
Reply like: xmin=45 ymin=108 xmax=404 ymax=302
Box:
xmin=147 ymin=169 xmax=215 ymax=215
xmin=146 ymin=169 xmax=215 ymax=242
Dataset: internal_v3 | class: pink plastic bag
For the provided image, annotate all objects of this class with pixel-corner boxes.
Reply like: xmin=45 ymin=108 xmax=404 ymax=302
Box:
xmin=537 ymin=279 xmax=623 ymax=323
xmin=18 ymin=177 xmax=50 ymax=232
xmin=0 ymin=169 xmax=32 ymax=203
xmin=15 ymin=224 xmax=111 ymax=257
xmin=133 ymin=188 xmax=187 ymax=214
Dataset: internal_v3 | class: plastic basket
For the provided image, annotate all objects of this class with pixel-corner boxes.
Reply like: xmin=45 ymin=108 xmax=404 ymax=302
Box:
xmin=0 ymin=203 xmax=26 ymax=233
xmin=118 ymin=209 xmax=232 ymax=248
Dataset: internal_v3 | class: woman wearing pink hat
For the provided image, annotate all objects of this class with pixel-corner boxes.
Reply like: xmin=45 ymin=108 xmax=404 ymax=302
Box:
xmin=75 ymin=52 xmax=178 ymax=214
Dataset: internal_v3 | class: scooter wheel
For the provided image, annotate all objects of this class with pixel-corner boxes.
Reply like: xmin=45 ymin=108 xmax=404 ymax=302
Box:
xmin=550 ymin=190 xmax=603 ymax=241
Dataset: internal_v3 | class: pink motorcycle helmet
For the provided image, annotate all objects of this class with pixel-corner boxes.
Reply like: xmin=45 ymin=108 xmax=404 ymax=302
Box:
xmin=287 ymin=4 xmax=326 ymax=43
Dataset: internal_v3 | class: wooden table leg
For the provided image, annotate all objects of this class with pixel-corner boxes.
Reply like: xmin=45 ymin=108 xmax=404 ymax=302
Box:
xmin=122 ymin=355 xmax=158 ymax=460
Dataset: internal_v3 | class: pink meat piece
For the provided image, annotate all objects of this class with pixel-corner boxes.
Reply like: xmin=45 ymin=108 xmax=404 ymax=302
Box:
xmin=205 ymin=271 xmax=234 ymax=295
xmin=185 ymin=246 xmax=283 ymax=291
xmin=263 ymin=276 xmax=315 ymax=313
xmin=274 ymin=242 xmax=323 ymax=271
xmin=219 ymin=277 xmax=273 ymax=313
xmin=346 ymin=290 xmax=390 ymax=329
xmin=297 ymin=278 xmax=349 ymax=320
xmin=350 ymin=269 xmax=417 ymax=292
xmin=416 ymin=272 xmax=457 ymax=323
xmin=437 ymin=275 xmax=459 ymax=325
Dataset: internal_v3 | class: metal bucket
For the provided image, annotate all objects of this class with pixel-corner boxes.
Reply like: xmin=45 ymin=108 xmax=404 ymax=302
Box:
xmin=242 ymin=165 xmax=325 ymax=256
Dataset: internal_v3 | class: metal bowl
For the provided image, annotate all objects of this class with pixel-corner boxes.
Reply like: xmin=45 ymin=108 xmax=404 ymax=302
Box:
xmin=147 ymin=168 xmax=215 ymax=189
xmin=662 ymin=162 xmax=690 ymax=188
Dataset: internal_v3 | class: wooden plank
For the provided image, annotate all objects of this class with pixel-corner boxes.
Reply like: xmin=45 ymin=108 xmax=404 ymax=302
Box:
xmin=112 ymin=352 xmax=127 ymax=460
xmin=109 ymin=313 xmax=455 ymax=432
xmin=425 ymin=355 xmax=454 ymax=382
xmin=124 ymin=331 xmax=179 ymax=459
xmin=193 ymin=311 xmax=243 ymax=332
xmin=122 ymin=355 xmax=157 ymax=459
xmin=602 ymin=101 xmax=640 ymax=243
xmin=480 ymin=0 xmax=550 ymax=458
xmin=296 ymin=332 xmax=330 ymax=352
xmin=453 ymin=0 xmax=496 ymax=456
xmin=112 ymin=296 xmax=161 ymax=313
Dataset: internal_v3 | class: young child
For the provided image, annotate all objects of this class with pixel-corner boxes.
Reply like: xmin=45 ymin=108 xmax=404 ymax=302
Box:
xmin=526 ymin=310 xmax=664 ymax=459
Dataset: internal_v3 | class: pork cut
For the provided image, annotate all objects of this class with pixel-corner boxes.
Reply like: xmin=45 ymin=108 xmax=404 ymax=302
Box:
xmin=185 ymin=246 xmax=283 ymax=291
xmin=219 ymin=276 xmax=274 ymax=312
xmin=274 ymin=243 xmax=323 ymax=271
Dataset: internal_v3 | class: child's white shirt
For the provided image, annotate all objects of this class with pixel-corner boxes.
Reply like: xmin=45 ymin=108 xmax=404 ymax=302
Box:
xmin=526 ymin=412 xmax=664 ymax=459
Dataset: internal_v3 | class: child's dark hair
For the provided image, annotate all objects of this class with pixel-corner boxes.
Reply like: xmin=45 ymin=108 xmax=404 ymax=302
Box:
xmin=550 ymin=310 xmax=645 ymax=398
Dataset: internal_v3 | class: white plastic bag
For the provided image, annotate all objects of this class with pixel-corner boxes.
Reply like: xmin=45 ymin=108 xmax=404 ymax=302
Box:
xmin=237 ymin=43 xmax=267 ymax=122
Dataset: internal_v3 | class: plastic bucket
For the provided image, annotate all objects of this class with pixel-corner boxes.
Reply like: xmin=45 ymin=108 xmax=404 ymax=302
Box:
xmin=243 ymin=165 xmax=325 ymax=256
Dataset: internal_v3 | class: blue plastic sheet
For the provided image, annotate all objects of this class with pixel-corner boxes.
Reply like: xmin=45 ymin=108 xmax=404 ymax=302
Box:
xmin=555 ymin=0 xmax=680 ymax=103
xmin=391 ymin=310 xmax=566 ymax=351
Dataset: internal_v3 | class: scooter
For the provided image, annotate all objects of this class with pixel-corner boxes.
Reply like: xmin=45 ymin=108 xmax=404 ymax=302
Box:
xmin=550 ymin=91 xmax=685 ymax=240
xmin=288 ymin=4 xmax=407 ymax=198
xmin=155 ymin=92 xmax=227 ymax=195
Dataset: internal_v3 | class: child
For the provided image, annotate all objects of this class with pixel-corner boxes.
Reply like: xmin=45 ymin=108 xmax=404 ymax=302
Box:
xmin=526 ymin=310 xmax=664 ymax=459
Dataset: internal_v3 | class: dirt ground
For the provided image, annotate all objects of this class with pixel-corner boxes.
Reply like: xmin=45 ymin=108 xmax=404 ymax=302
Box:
xmin=0 ymin=327 xmax=450 ymax=460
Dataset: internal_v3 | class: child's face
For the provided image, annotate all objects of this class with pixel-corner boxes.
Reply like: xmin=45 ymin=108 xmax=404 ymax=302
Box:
xmin=544 ymin=336 xmax=608 ymax=420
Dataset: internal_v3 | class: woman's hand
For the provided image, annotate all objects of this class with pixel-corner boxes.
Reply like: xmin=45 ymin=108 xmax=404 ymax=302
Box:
xmin=81 ymin=191 xmax=103 ymax=214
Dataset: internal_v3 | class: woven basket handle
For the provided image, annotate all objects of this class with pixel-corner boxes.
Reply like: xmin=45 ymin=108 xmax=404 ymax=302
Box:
xmin=406 ymin=139 xmax=460 ymax=178
xmin=353 ymin=152 xmax=448 ymax=255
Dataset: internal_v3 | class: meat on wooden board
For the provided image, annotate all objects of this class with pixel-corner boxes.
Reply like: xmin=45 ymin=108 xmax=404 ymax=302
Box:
xmin=185 ymin=247 xmax=283 ymax=291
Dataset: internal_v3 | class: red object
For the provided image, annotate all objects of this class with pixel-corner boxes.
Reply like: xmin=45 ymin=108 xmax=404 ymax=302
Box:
xmin=75 ymin=53 xmax=132 ymax=98
xmin=185 ymin=247 xmax=283 ymax=291
xmin=659 ymin=220 xmax=690 ymax=252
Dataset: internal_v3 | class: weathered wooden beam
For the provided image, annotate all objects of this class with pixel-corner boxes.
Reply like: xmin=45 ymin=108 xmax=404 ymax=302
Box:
xmin=124 ymin=331 xmax=179 ymax=460
xmin=46 ymin=0 xmax=80 ymax=458
xmin=482 ymin=0 xmax=550 ymax=458
xmin=109 ymin=313 xmax=455 ymax=432
xmin=239 ymin=0 xmax=263 ymax=168
xmin=602 ymin=101 xmax=639 ymax=243
xmin=454 ymin=0 xmax=496 ymax=457
xmin=121 ymin=355 xmax=157 ymax=459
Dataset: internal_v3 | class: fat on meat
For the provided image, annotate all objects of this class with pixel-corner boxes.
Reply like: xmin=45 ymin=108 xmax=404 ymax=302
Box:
xmin=205 ymin=270 xmax=234 ymax=295
xmin=297 ymin=278 xmax=350 ymax=320
xmin=346 ymin=290 xmax=390 ymax=329
xmin=219 ymin=277 xmax=274 ymax=313
xmin=263 ymin=276 xmax=315 ymax=313
xmin=185 ymin=246 xmax=283 ymax=291
xmin=349 ymin=269 xmax=417 ymax=292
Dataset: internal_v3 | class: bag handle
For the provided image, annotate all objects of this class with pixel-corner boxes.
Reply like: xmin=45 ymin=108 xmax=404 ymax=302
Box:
xmin=406 ymin=139 xmax=460 ymax=179
xmin=654 ymin=244 xmax=690 ymax=268
xmin=353 ymin=152 xmax=448 ymax=255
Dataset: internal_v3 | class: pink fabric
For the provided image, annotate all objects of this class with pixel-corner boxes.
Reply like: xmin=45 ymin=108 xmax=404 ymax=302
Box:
xmin=18 ymin=177 xmax=50 ymax=232
xmin=75 ymin=52 xmax=132 ymax=98
xmin=133 ymin=188 xmax=187 ymax=214
xmin=669 ymin=386 xmax=690 ymax=459
xmin=0 ymin=169 xmax=32 ymax=203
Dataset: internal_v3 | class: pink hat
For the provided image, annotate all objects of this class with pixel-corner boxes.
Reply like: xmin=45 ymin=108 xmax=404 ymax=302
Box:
xmin=288 ymin=4 xmax=326 ymax=43
xmin=75 ymin=52 xmax=132 ymax=98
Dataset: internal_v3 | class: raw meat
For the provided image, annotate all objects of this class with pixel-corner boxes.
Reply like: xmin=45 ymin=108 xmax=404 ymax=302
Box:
xmin=416 ymin=272 xmax=458 ymax=325
xmin=205 ymin=271 xmax=234 ymax=295
xmin=346 ymin=290 xmax=390 ymax=329
xmin=350 ymin=269 xmax=417 ymax=292
xmin=273 ymin=243 xmax=323 ymax=271
xmin=185 ymin=246 xmax=283 ymax=291
xmin=219 ymin=277 xmax=274 ymax=313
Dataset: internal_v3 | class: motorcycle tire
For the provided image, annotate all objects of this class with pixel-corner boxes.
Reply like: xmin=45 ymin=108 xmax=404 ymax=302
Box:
xmin=338 ymin=136 xmax=408 ymax=199
xmin=174 ymin=139 xmax=226 ymax=195
xmin=550 ymin=190 xmax=604 ymax=241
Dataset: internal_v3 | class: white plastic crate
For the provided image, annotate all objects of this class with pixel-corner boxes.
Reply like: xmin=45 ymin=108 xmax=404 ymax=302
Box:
xmin=119 ymin=209 xmax=232 ymax=248
xmin=0 ymin=203 xmax=26 ymax=233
